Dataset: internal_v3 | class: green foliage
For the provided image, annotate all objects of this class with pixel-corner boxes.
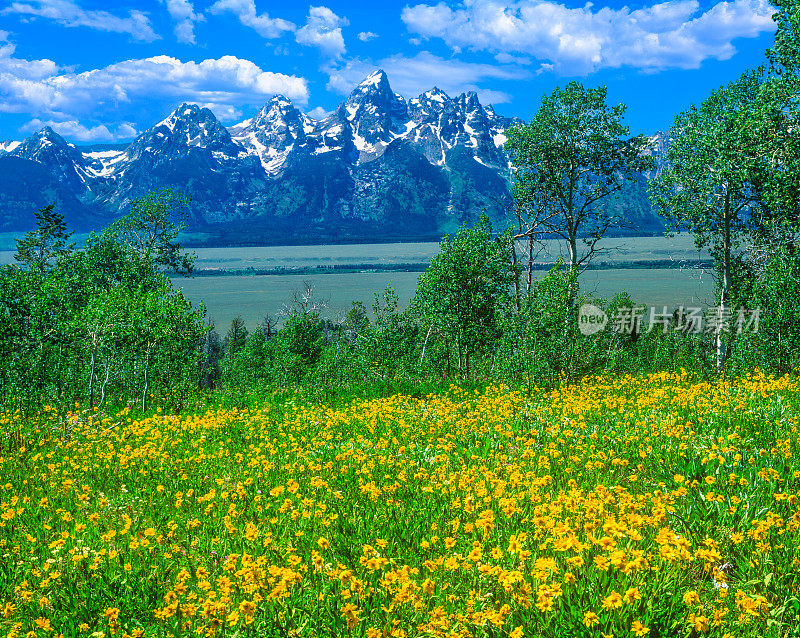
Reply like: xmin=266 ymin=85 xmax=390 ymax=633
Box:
xmin=224 ymin=315 xmax=249 ymax=357
xmin=221 ymin=324 xmax=274 ymax=388
xmin=648 ymin=70 xmax=767 ymax=265
xmin=505 ymin=82 xmax=653 ymax=269
xmin=647 ymin=69 xmax=792 ymax=368
xmin=369 ymin=288 xmax=420 ymax=377
xmin=270 ymin=311 xmax=324 ymax=384
xmin=0 ymin=197 xmax=206 ymax=410
xmin=14 ymin=203 xmax=75 ymax=271
xmin=104 ymin=187 xmax=195 ymax=274
xmin=412 ymin=215 xmax=518 ymax=377
xmin=497 ymin=263 xmax=577 ymax=388
xmin=731 ymin=244 xmax=800 ymax=372
xmin=78 ymin=277 xmax=206 ymax=411
xmin=764 ymin=0 xmax=800 ymax=228
xmin=200 ymin=328 xmax=224 ymax=389
xmin=769 ymin=0 xmax=800 ymax=74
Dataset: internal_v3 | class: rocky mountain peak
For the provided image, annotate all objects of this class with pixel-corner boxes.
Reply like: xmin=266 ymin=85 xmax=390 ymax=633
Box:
xmin=251 ymin=95 xmax=302 ymax=129
xmin=155 ymin=103 xmax=227 ymax=140
xmin=18 ymin=126 xmax=79 ymax=154
xmin=230 ymin=95 xmax=311 ymax=174
xmin=13 ymin=126 xmax=85 ymax=166
xmin=126 ymin=102 xmax=243 ymax=164
xmin=158 ymin=103 xmax=199 ymax=128
xmin=456 ymin=91 xmax=484 ymax=114
xmin=337 ymin=71 xmax=409 ymax=162
xmin=411 ymin=87 xmax=452 ymax=113
xmin=356 ymin=69 xmax=390 ymax=92
xmin=10 ymin=126 xmax=89 ymax=192
xmin=342 ymin=70 xmax=407 ymax=118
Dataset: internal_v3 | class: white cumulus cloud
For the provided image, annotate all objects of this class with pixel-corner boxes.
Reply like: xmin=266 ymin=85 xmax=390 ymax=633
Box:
xmin=401 ymin=0 xmax=777 ymax=74
xmin=2 ymin=54 xmax=309 ymax=114
xmin=208 ymin=0 xmax=295 ymax=38
xmin=21 ymin=118 xmax=139 ymax=142
xmin=0 ymin=41 xmax=310 ymax=140
xmin=296 ymin=6 xmax=349 ymax=58
xmin=0 ymin=30 xmax=58 ymax=81
xmin=357 ymin=31 xmax=379 ymax=42
xmin=161 ymin=0 xmax=204 ymax=44
xmin=307 ymin=105 xmax=332 ymax=119
xmin=2 ymin=0 xmax=159 ymax=42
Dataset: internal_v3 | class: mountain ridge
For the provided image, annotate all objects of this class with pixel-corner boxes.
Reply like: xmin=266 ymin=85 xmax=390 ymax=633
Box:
xmin=0 ymin=70 xmax=665 ymax=243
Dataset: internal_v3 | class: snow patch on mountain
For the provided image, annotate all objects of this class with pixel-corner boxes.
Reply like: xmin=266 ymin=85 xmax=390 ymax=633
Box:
xmin=0 ymin=141 xmax=21 ymax=154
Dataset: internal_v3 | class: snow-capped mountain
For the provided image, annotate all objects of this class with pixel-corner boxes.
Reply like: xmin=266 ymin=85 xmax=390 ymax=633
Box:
xmin=230 ymin=95 xmax=318 ymax=174
xmin=92 ymin=103 xmax=271 ymax=223
xmin=225 ymin=70 xmax=521 ymax=173
xmin=0 ymin=70 xmax=664 ymax=242
xmin=335 ymin=70 xmax=411 ymax=163
xmin=9 ymin=127 xmax=93 ymax=194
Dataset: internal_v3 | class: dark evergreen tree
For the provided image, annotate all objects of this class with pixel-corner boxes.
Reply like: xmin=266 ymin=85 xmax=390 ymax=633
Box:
xmin=224 ymin=316 xmax=249 ymax=357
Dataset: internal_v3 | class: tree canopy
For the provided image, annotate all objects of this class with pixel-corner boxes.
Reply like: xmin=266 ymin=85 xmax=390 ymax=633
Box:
xmin=412 ymin=215 xmax=518 ymax=377
xmin=14 ymin=204 xmax=75 ymax=272
xmin=505 ymin=82 xmax=653 ymax=272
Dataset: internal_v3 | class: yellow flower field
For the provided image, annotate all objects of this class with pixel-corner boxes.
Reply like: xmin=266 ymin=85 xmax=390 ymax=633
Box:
xmin=2 ymin=371 xmax=800 ymax=637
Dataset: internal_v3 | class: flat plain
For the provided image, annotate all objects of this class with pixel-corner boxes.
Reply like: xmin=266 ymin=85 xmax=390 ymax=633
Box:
xmin=175 ymin=236 xmax=713 ymax=329
xmin=0 ymin=235 xmax=715 ymax=329
xmin=174 ymin=267 xmax=714 ymax=329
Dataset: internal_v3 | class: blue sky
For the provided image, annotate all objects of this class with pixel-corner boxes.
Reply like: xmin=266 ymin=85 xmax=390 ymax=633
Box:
xmin=0 ymin=0 xmax=779 ymax=143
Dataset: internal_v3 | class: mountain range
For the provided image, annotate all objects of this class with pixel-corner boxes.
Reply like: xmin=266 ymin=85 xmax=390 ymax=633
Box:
xmin=0 ymin=70 xmax=664 ymax=245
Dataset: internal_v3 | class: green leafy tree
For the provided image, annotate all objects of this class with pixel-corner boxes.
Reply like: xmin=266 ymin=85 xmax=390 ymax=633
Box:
xmin=370 ymin=288 xmax=418 ymax=378
xmin=499 ymin=262 xmax=579 ymax=390
xmin=271 ymin=312 xmax=323 ymax=384
xmin=732 ymin=244 xmax=800 ymax=372
xmin=0 ymin=189 xmax=207 ymax=409
xmin=104 ymin=188 xmax=195 ymax=274
xmin=757 ymin=0 xmax=800 ymax=241
xmin=14 ymin=204 xmax=74 ymax=272
xmin=648 ymin=69 xmax=770 ymax=369
xmin=200 ymin=328 xmax=224 ymax=389
xmin=505 ymin=82 xmax=653 ymax=277
xmin=412 ymin=215 xmax=518 ymax=377
xmin=769 ymin=0 xmax=800 ymax=73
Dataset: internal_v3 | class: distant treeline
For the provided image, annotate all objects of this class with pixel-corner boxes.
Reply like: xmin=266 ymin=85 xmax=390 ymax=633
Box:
xmin=178 ymin=229 xmax=667 ymax=249
xmin=181 ymin=259 xmax=713 ymax=278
